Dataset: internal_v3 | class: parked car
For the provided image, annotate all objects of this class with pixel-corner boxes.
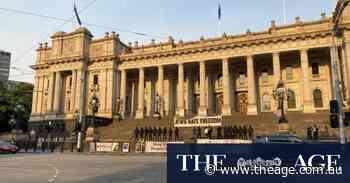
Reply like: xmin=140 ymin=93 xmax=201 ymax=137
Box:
xmin=255 ymin=133 xmax=303 ymax=144
xmin=0 ymin=140 xmax=18 ymax=154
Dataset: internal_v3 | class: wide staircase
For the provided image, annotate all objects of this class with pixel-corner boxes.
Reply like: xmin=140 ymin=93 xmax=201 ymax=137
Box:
xmin=97 ymin=111 xmax=349 ymax=141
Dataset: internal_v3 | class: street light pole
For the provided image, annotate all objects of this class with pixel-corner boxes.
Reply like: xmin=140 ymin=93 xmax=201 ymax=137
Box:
xmin=330 ymin=36 xmax=346 ymax=144
xmin=332 ymin=0 xmax=350 ymax=144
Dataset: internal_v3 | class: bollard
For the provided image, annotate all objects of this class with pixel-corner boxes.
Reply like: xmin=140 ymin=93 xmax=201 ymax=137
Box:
xmin=41 ymin=142 xmax=45 ymax=152
xmin=71 ymin=143 xmax=74 ymax=152
xmin=50 ymin=142 xmax=54 ymax=153
xmin=60 ymin=141 xmax=64 ymax=153
xmin=25 ymin=141 xmax=28 ymax=152
xmin=33 ymin=141 xmax=37 ymax=153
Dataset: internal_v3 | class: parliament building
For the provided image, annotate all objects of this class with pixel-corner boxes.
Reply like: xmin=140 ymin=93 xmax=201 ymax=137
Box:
xmin=29 ymin=6 xmax=350 ymax=140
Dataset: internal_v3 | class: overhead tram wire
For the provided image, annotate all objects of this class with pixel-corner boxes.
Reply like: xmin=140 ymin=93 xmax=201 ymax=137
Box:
xmin=7 ymin=0 xmax=98 ymax=80
xmin=0 ymin=6 xmax=168 ymax=40
xmin=1 ymin=1 xmax=167 ymax=74
xmin=4 ymin=0 xmax=98 ymax=66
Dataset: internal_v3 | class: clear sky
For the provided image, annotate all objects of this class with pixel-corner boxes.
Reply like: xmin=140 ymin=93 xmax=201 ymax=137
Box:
xmin=0 ymin=0 xmax=336 ymax=83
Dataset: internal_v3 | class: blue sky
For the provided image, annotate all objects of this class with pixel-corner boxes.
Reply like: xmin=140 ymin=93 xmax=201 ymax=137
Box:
xmin=0 ymin=0 xmax=336 ymax=83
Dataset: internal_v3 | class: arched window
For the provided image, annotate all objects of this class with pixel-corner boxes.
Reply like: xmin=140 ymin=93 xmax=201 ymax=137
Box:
xmin=313 ymin=89 xmax=323 ymax=108
xmin=262 ymin=94 xmax=271 ymax=111
xmin=287 ymin=90 xmax=296 ymax=109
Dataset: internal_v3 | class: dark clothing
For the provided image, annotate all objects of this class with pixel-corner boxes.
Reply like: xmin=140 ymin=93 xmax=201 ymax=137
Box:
xmin=248 ymin=126 xmax=254 ymax=140
xmin=169 ymin=128 xmax=173 ymax=141
xmin=175 ymin=128 xmax=179 ymax=140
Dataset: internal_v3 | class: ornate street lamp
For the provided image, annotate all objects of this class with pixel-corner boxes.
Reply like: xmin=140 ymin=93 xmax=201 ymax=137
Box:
xmin=153 ymin=94 xmax=161 ymax=120
xmin=90 ymin=92 xmax=100 ymax=128
xmin=48 ymin=121 xmax=52 ymax=137
xmin=272 ymin=80 xmax=288 ymax=124
xmin=9 ymin=115 xmax=16 ymax=131
xmin=86 ymin=86 xmax=100 ymax=152
xmin=13 ymin=104 xmax=25 ymax=133
xmin=74 ymin=110 xmax=79 ymax=132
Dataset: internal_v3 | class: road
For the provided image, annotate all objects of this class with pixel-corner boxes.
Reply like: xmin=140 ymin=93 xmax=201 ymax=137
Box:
xmin=0 ymin=153 xmax=166 ymax=183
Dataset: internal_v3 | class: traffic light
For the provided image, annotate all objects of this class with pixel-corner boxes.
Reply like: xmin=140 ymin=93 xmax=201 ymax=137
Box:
xmin=344 ymin=112 xmax=350 ymax=127
xmin=330 ymin=114 xmax=339 ymax=128
xmin=330 ymin=100 xmax=340 ymax=128
xmin=329 ymin=100 xmax=349 ymax=128
xmin=330 ymin=100 xmax=339 ymax=113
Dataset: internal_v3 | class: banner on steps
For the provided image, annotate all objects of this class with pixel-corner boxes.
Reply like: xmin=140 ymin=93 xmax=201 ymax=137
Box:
xmin=145 ymin=141 xmax=185 ymax=153
xmin=174 ymin=116 xmax=222 ymax=128
xmin=95 ymin=142 xmax=120 ymax=152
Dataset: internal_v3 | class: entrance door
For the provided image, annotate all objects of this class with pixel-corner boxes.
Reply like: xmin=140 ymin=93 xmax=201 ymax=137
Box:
xmin=237 ymin=93 xmax=248 ymax=114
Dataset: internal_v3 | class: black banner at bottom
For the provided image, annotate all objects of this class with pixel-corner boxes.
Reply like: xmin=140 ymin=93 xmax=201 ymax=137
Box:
xmin=167 ymin=144 xmax=350 ymax=183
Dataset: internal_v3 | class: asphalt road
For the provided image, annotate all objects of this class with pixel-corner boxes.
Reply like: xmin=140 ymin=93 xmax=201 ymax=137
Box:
xmin=0 ymin=153 xmax=166 ymax=183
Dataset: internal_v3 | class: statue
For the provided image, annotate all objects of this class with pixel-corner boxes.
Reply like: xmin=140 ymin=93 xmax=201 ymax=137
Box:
xmin=272 ymin=80 xmax=288 ymax=124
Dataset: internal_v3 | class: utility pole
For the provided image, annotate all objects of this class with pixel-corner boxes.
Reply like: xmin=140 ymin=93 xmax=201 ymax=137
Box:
xmin=330 ymin=35 xmax=346 ymax=144
xmin=332 ymin=0 xmax=350 ymax=144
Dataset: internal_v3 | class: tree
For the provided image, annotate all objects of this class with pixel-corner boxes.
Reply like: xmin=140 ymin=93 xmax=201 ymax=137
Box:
xmin=0 ymin=82 xmax=33 ymax=133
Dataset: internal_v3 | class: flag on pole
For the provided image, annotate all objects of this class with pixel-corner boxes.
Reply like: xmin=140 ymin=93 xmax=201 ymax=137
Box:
xmin=74 ymin=1 xmax=82 ymax=26
xmin=218 ymin=1 xmax=222 ymax=20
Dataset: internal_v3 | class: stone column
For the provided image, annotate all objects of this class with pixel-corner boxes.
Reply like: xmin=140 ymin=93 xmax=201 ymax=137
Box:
xmin=300 ymin=49 xmax=315 ymax=113
xmin=158 ymin=66 xmax=164 ymax=116
xmin=120 ymin=69 xmax=127 ymax=117
xmin=75 ymin=70 xmax=82 ymax=112
xmin=101 ymin=69 xmax=108 ymax=113
xmin=106 ymin=69 xmax=114 ymax=113
xmin=222 ymin=58 xmax=232 ymax=116
xmin=199 ymin=61 xmax=208 ymax=116
xmin=187 ymin=69 xmax=194 ymax=116
xmin=53 ymin=72 xmax=62 ymax=113
xmin=136 ymin=68 xmax=145 ymax=119
xmin=42 ymin=76 xmax=48 ymax=113
xmin=47 ymin=72 xmax=55 ymax=112
xmin=207 ymin=73 xmax=215 ymax=115
xmin=176 ymin=63 xmax=185 ymax=117
xmin=272 ymin=52 xmax=281 ymax=111
xmin=247 ymin=55 xmax=258 ymax=115
xmin=71 ymin=70 xmax=77 ymax=112
xmin=273 ymin=52 xmax=281 ymax=85
xmin=130 ymin=80 xmax=136 ymax=117
xmin=150 ymin=76 xmax=156 ymax=115
xmin=37 ymin=76 xmax=44 ymax=114
xmin=31 ymin=76 xmax=39 ymax=114
xmin=146 ymin=79 xmax=152 ymax=116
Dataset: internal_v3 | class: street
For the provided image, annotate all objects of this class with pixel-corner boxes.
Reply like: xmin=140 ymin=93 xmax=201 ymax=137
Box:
xmin=0 ymin=153 xmax=166 ymax=183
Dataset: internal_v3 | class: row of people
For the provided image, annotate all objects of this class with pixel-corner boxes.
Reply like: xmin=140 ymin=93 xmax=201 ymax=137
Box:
xmin=193 ymin=125 xmax=255 ymax=140
xmin=134 ymin=127 xmax=180 ymax=141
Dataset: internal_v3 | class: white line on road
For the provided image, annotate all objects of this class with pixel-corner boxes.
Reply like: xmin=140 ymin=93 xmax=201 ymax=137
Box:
xmin=47 ymin=164 xmax=59 ymax=183
xmin=123 ymin=178 xmax=145 ymax=183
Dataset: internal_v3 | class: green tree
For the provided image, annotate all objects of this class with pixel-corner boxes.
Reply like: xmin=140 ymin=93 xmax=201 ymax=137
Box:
xmin=0 ymin=82 xmax=33 ymax=132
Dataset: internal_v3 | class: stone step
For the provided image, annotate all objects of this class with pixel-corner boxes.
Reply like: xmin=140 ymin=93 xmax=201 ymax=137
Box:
xmin=97 ymin=111 xmax=349 ymax=141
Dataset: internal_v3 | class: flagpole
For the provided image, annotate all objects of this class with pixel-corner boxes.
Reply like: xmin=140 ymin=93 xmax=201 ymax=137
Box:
xmin=283 ymin=0 xmax=287 ymax=24
xmin=218 ymin=0 xmax=222 ymax=36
